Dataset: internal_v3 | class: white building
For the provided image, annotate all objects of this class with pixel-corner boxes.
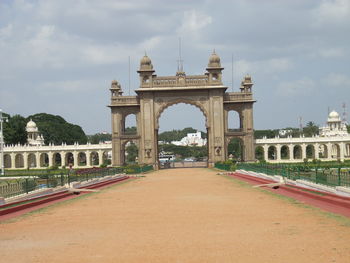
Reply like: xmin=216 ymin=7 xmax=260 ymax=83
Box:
xmin=171 ymin=131 xmax=207 ymax=147
xmin=1 ymin=120 xmax=112 ymax=169
xmin=319 ymin=110 xmax=348 ymax=137
xmin=255 ymin=111 xmax=350 ymax=163
xmin=26 ymin=120 xmax=45 ymax=146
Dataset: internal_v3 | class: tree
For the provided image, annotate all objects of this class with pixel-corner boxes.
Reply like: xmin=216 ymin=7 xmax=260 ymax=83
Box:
xmin=158 ymin=127 xmax=206 ymax=143
xmin=303 ymin=121 xmax=319 ymax=137
xmin=227 ymin=138 xmax=242 ymax=160
xmin=126 ymin=142 xmax=138 ymax=163
xmin=28 ymin=113 xmax=87 ymax=145
xmin=88 ymin=133 xmax=112 ymax=144
xmin=255 ymin=146 xmax=264 ymax=161
xmin=254 ymin=129 xmax=278 ymax=139
xmin=3 ymin=114 xmax=27 ymax=145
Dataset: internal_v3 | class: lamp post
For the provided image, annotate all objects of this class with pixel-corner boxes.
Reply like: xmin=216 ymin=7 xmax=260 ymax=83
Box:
xmin=0 ymin=109 xmax=8 ymax=176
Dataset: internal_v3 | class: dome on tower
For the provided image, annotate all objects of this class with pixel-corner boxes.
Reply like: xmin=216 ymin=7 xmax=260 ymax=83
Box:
xmin=139 ymin=54 xmax=153 ymax=71
xmin=328 ymin=110 xmax=340 ymax=122
xmin=26 ymin=119 xmax=38 ymax=132
xmin=208 ymin=50 xmax=221 ymax=68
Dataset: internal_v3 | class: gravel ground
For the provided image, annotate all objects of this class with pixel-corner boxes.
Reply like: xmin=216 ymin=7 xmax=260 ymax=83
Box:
xmin=1 ymin=168 xmax=350 ymax=263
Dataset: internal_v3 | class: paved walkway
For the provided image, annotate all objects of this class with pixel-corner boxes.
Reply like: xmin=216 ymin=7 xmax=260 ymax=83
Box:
xmin=1 ymin=168 xmax=350 ymax=263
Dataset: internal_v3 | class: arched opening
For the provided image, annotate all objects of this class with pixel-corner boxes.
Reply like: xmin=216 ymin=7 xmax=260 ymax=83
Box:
xmin=319 ymin=144 xmax=328 ymax=159
xmin=123 ymin=141 xmax=139 ymax=164
xmin=78 ymin=152 xmax=87 ymax=166
xmin=227 ymin=110 xmax=241 ymax=132
xmin=90 ymin=151 xmax=99 ymax=166
xmin=255 ymin=146 xmax=264 ymax=161
xmin=40 ymin=153 xmax=49 ymax=167
xmin=123 ymin=114 xmax=137 ymax=135
xmin=53 ymin=153 xmax=62 ymax=167
xmin=346 ymin=143 xmax=350 ymax=158
xmin=4 ymin=154 xmax=11 ymax=168
xmin=15 ymin=154 xmax=24 ymax=168
xmin=102 ymin=151 xmax=110 ymax=166
xmin=227 ymin=138 xmax=243 ymax=161
xmin=281 ymin=145 xmax=289 ymax=160
xmin=157 ymin=103 xmax=208 ymax=167
xmin=331 ymin=144 xmax=341 ymax=159
xmin=65 ymin=152 xmax=74 ymax=167
xmin=268 ymin=146 xmax=277 ymax=160
xmin=28 ymin=153 xmax=37 ymax=168
xmin=293 ymin=145 xmax=302 ymax=160
xmin=306 ymin=145 xmax=315 ymax=159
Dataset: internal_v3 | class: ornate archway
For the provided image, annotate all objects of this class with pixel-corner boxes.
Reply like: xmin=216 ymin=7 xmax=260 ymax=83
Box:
xmin=109 ymin=52 xmax=256 ymax=168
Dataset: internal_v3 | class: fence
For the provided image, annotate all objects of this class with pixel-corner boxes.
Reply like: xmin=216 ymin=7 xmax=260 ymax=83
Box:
xmin=237 ymin=163 xmax=350 ymax=188
xmin=214 ymin=163 xmax=232 ymax=171
xmin=0 ymin=165 xmax=153 ymax=199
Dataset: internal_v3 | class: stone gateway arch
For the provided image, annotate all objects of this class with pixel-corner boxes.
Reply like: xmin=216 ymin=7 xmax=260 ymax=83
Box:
xmin=109 ymin=52 xmax=256 ymax=168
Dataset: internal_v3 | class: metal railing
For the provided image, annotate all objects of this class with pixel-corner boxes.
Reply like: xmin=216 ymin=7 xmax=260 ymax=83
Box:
xmin=237 ymin=163 xmax=350 ymax=188
xmin=0 ymin=165 xmax=153 ymax=199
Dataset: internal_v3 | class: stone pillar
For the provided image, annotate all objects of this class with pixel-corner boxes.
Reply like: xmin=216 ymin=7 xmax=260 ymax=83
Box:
xmin=61 ymin=151 xmax=66 ymax=167
xmin=289 ymin=144 xmax=294 ymax=161
xmin=98 ymin=150 xmax=104 ymax=166
xmin=263 ymin=145 xmax=268 ymax=161
xmin=111 ymin=110 xmax=123 ymax=166
xmin=327 ymin=143 xmax=332 ymax=160
xmin=48 ymin=152 xmax=53 ymax=167
xmin=339 ymin=142 xmax=345 ymax=162
xmin=139 ymin=94 xmax=157 ymax=166
xmin=208 ymin=90 xmax=225 ymax=165
xmin=35 ymin=152 xmax=40 ymax=168
xmin=10 ymin=153 xmax=15 ymax=169
xmin=314 ymin=143 xmax=319 ymax=159
xmin=23 ymin=152 xmax=28 ymax=169
xmin=73 ymin=151 xmax=78 ymax=168
xmin=301 ymin=144 xmax=307 ymax=160
xmin=276 ymin=144 xmax=281 ymax=162
xmin=86 ymin=150 xmax=91 ymax=167
xmin=242 ymin=105 xmax=255 ymax=162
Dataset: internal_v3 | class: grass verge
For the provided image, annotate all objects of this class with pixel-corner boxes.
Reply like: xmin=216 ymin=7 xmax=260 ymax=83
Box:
xmin=0 ymin=178 xmax=136 ymax=224
xmin=219 ymin=173 xmax=350 ymax=227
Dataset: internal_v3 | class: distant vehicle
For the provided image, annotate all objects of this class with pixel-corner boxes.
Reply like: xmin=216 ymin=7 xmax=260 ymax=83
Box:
xmin=159 ymin=154 xmax=176 ymax=163
xmin=184 ymin=158 xmax=195 ymax=162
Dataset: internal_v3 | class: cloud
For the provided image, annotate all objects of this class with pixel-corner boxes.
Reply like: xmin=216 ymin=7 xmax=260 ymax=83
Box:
xmin=323 ymin=73 xmax=350 ymax=88
xmin=0 ymin=23 xmax=13 ymax=39
xmin=276 ymin=78 xmax=316 ymax=96
xmin=177 ymin=10 xmax=212 ymax=34
xmin=0 ymin=0 xmax=349 ymax=133
xmin=232 ymin=58 xmax=293 ymax=76
xmin=313 ymin=0 xmax=350 ymax=25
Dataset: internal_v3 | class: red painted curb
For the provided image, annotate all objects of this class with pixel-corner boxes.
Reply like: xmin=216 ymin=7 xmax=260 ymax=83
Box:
xmin=0 ymin=176 xmax=131 ymax=219
xmin=228 ymin=172 xmax=350 ymax=217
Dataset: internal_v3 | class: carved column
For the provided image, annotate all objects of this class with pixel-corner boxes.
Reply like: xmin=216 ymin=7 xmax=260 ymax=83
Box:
xmin=139 ymin=94 xmax=156 ymax=166
xmin=208 ymin=90 xmax=225 ymax=166
xmin=242 ymin=104 xmax=255 ymax=162
xmin=111 ymin=109 xmax=123 ymax=166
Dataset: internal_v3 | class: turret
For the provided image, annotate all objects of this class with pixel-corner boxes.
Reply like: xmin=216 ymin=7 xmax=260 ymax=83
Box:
xmin=240 ymin=74 xmax=253 ymax=93
xmin=206 ymin=50 xmax=224 ymax=84
xmin=137 ymin=54 xmax=156 ymax=87
xmin=110 ymin=80 xmax=123 ymax=97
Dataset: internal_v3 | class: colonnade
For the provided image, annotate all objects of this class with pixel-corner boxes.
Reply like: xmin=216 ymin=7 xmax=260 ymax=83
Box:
xmin=2 ymin=143 xmax=112 ymax=169
xmin=255 ymin=136 xmax=350 ymax=163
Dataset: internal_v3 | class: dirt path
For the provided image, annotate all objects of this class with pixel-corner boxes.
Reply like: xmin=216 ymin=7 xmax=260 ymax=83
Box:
xmin=1 ymin=168 xmax=350 ymax=263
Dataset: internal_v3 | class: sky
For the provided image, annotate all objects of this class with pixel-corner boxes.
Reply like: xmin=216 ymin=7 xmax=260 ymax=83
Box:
xmin=0 ymin=0 xmax=349 ymax=134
